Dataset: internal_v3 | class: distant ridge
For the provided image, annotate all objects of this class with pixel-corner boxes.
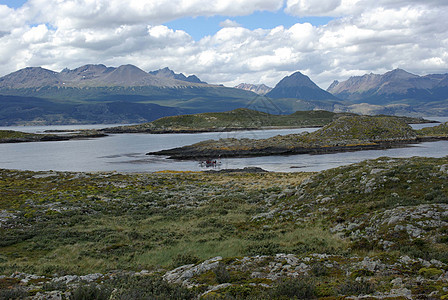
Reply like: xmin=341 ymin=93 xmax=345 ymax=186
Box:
xmin=327 ymin=68 xmax=448 ymax=104
xmin=266 ymin=71 xmax=339 ymax=101
xmin=234 ymin=83 xmax=272 ymax=95
xmin=149 ymin=67 xmax=207 ymax=84
xmin=0 ymin=64 xmax=206 ymax=89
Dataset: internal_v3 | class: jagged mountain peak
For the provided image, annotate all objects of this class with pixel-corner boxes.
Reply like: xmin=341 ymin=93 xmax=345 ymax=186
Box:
xmin=327 ymin=80 xmax=339 ymax=91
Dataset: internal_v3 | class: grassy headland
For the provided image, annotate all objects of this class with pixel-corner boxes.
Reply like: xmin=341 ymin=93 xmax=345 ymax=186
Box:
xmin=1 ymin=156 xmax=448 ymax=298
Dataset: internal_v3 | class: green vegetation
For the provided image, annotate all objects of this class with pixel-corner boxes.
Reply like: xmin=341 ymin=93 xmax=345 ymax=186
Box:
xmin=1 ymin=156 xmax=448 ymax=298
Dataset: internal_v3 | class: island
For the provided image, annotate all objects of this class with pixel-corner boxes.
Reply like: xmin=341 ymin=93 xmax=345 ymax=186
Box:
xmin=147 ymin=115 xmax=448 ymax=159
xmin=102 ymin=108 xmax=434 ymax=134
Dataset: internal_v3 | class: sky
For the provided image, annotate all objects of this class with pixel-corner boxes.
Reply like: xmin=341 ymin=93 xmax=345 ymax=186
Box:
xmin=0 ymin=0 xmax=447 ymax=89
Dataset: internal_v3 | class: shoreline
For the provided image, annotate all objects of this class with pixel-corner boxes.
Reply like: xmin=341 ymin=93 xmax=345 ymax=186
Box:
xmin=147 ymin=137 xmax=448 ymax=160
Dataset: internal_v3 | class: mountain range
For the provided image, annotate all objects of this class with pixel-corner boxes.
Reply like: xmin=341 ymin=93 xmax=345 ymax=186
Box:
xmin=0 ymin=64 xmax=261 ymax=125
xmin=327 ymin=68 xmax=448 ymax=105
xmin=0 ymin=64 xmax=207 ymax=89
xmin=0 ymin=64 xmax=447 ymax=125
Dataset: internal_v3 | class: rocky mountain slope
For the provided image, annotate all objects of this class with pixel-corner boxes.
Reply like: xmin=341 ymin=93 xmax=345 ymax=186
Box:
xmin=266 ymin=71 xmax=339 ymax=101
xmin=327 ymin=68 xmax=448 ymax=104
xmin=234 ymin=83 xmax=272 ymax=95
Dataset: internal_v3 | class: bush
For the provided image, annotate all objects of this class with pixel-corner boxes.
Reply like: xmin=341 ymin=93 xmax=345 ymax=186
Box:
xmin=337 ymin=279 xmax=375 ymax=296
xmin=0 ymin=287 xmax=28 ymax=300
xmin=269 ymin=278 xmax=316 ymax=299
xmin=171 ymin=253 xmax=200 ymax=268
xmin=105 ymin=275 xmax=196 ymax=300
xmin=214 ymin=263 xmax=231 ymax=284
xmin=245 ymin=242 xmax=282 ymax=256
xmin=70 ymin=284 xmax=111 ymax=300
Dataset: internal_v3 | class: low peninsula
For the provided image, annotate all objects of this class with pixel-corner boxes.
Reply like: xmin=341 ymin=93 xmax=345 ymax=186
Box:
xmin=0 ymin=130 xmax=107 ymax=144
xmin=147 ymin=115 xmax=448 ymax=159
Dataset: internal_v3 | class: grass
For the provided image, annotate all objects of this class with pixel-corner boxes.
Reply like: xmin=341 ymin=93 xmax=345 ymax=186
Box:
xmin=0 ymin=170 xmax=315 ymax=274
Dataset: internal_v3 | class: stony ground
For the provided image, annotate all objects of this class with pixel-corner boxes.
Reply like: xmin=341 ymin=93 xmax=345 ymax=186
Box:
xmin=1 ymin=156 xmax=448 ymax=299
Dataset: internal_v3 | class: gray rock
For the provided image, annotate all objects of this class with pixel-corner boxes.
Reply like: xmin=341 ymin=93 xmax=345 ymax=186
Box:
xmin=163 ymin=257 xmax=222 ymax=284
xmin=389 ymin=287 xmax=412 ymax=299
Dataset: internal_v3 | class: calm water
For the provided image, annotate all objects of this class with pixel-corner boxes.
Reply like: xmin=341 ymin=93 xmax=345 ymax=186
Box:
xmin=0 ymin=118 xmax=447 ymax=173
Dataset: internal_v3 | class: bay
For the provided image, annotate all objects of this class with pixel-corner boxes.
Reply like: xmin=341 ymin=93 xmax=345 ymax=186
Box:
xmin=0 ymin=118 xmax=447 ymax=173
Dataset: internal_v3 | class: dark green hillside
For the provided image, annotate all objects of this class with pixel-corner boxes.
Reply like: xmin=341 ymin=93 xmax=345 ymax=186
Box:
xmin=0 ymin=95 xmax=183 ymax=125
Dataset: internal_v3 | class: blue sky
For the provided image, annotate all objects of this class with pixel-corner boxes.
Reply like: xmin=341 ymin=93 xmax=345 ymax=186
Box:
xmin=2 ymin=0 xmax=333 ymax=41
xmin=0 ymin=0 xmax=27 ymax=8
xmin=165 ymin=12 xmax=333 ymax=41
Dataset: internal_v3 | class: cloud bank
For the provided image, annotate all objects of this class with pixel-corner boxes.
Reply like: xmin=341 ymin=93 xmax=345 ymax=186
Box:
xmin=0 ymin=0 xmax=447 ymax=88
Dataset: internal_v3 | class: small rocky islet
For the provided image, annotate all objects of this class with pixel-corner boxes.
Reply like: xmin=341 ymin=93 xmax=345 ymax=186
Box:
xmin=1 ymin=156 xmax=448 ymax=298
